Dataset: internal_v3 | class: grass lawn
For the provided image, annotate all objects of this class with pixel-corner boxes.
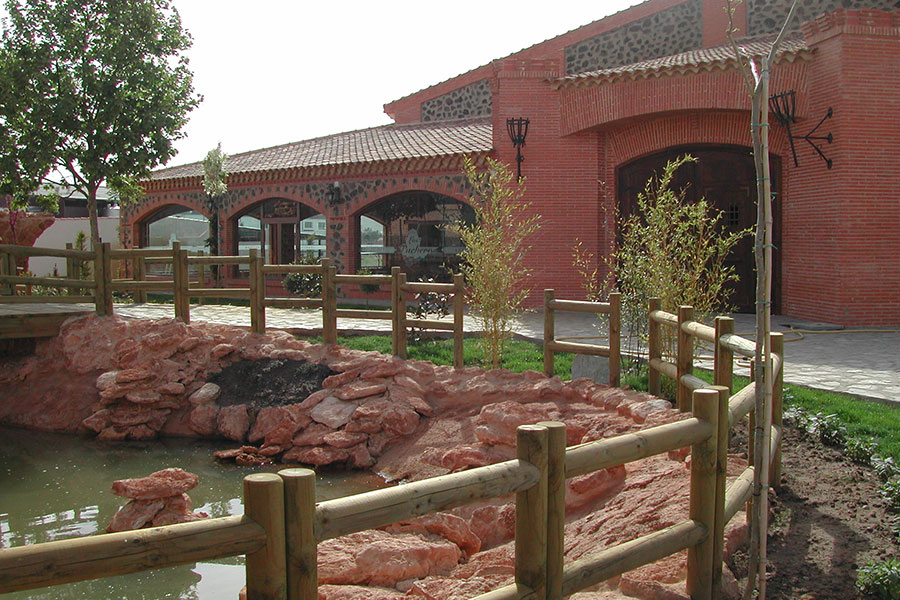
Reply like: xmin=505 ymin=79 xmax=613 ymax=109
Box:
xmin=325 ymin=333 xmax=900 ymax=464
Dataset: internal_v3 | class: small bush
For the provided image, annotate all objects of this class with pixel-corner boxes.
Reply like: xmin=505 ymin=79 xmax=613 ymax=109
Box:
xmin=857 ymin=559 xmax=900 ymax=599
xmin=283 ymin=252 xmax=323 ymax=297
xmin=874 ymin=457 xmax=900 ymax=483
xmin=882 ymin=478 xmax=900 ymax=513
xmin=845 ymin=438 xmax=878 ymax=466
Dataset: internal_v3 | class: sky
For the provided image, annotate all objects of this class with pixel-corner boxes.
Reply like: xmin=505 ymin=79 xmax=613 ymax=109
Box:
xmin=169 ymin=0 xmax=640 ymax=167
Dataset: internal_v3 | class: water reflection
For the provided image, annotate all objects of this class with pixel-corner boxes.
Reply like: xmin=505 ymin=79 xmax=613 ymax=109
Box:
xmin=0 ymin=426 xmax=386 ymax=599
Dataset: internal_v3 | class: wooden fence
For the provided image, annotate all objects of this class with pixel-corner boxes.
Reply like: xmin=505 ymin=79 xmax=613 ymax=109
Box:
xmin=542 ymin=289 xmax=620 ymax=387
xmin=0 ymin=243 xmax=466 ymax=366
xmin=0 ymin=384 xmax=761 ymax=600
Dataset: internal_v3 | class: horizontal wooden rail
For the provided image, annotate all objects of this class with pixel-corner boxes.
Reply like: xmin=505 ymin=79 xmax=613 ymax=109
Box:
xmin=405 ymin=317 xmax=455 ymax=331
xmin=546 ymin=298 xmax=611 ymax=314
xmin=470 ymin=583 xmax=537 ymax=600
xmin=401 ymin=281 xmax=455 ymax=293
xmin=728 ymin=383 xmax=756 ymax=426
xmin=107 ymin=248 xmax=173 ymax=259
xmin=680 ymin=320 xmax=716 ymax=344
xmin=261 ymin=265 xmax=323 ymax=275
xmin=718 ymin=333 xmax=756 ymax=358
xmin=681 ymin=373 xmax=709 ymax=391
xmin=186 ymin=256 xmax=249 ymax=266
xmin=547 ymin=339 xmax=610 ymax=357
xmin=0 ymin=275 xmax=97 ymax=289
xmin=561 ymin=520 xmax=706 ymax=596
xmin=0 ymin=515 xmax=265 ymax=594
xmin=0 ymin=244 xmax=94 ymax=260
xmin=0 ymin=295 xmax=94 ymax=304
xmin=141 ymin=257 xmax=175 ymax=265
xmin=315 ymin=459 xmax=540 ymax=541
xmin=109 ymin=281 xmax=172 ymax=292
xmin=263 ymin=297 xmax=323 ymax=309
xmin=649 ymin=309 xmax=678 ymax=327
xmin=186 ymin=288 xmax=251 ymax=298
xmin=724 ymin=467 xmax=755 ymax=523
xmin=334 ymin=274 xmax=392 ymax=285
xmin=334 ymin=308 xmax=393 ymax=320
xmin=565 ymin=417 xmax=712 ymax=478
xmin=649 ymin=357 xmax=677 ymax=380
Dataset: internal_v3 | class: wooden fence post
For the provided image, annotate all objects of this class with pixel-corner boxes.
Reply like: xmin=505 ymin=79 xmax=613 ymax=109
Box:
xmin=714 ymin=317 xmax=734 ymax=392
xmin=249 ymin=250 xmax=264 ymax=334
xmin=93 ymin=243 xmax=112 ymax=316
xmin=453 ymin=273 xmax=464 ymax=369
xmin=65 ymin=243 xmax=76 ymax=296
xmin=709 ymin=385 xmax=730 ymax=599
xmin=538 ymin=421 xmax=566 ymax=600
xmin=244 ymin=473 xmax=287 ymax=600
xmin=543 ymin=289 xmax=555 ymax=377
xmin=677 ymin=305 xmax=694 ymax=412
xmin=648 ymin=298 xmax=661 ymax=396
xmin=771 ymin=332 xmax=784 ymax=491
xmin=608 ymin=292 xmax=621 ymax=387
xmin=0 ymin=250 xmax=12 ymax=295
xmin=280 ymin=468 xmax=317 ymax=600
xmin=172 ymin=242 xmax=185 ymax=321
xmin=321 ymin=260 xmax=337 ymax=345
xmin=134 ymin=255 xmax=147 ymax=303
xmin=515 ymin=424 xmax=549 ymax=599
xmin=396 ymin=272 xmax=408 ymax=359
xmin=197 ymin=250 xmax=207 ymax=305
xmin=686 ymin=388 xmax=719 ymax=600
xmin=390 ymin=267 xmax=401 ymax=357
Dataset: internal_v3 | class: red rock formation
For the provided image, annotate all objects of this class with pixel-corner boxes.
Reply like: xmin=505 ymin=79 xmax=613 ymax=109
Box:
xmin=106 ymin=468 xmax=208 ymax=532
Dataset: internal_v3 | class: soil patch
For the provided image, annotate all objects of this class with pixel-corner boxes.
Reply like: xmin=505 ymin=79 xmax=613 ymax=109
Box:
xmin=208 ymin=358 xmax=335 ymax=409
xmin=729 ymin=424 xmax=897 ymax=599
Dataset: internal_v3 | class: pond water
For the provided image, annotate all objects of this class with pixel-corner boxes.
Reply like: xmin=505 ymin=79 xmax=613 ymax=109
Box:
xmin=0 ymin=426 xmax=387 ymax=599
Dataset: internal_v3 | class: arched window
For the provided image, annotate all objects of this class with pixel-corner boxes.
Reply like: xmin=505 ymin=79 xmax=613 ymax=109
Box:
xmin=231 ymin=199 xmax=323 ymax=274
xmin=140 ymin=205 xmax=209 ymax=276
xmin=358 ymin=191 xmax=474 ymax=281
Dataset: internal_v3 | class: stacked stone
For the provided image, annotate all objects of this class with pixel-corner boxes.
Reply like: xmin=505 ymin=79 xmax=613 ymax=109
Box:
xmin=106 ymin=468 xmax=208 ymax=533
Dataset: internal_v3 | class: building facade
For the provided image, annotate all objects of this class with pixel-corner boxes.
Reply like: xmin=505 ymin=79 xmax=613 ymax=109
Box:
xmin=125 ymin=0 xmax=900 ymax=326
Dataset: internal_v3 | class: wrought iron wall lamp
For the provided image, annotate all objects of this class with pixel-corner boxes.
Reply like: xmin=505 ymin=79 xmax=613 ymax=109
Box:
xmin=769 ymin=90 xmax=834 ymax=169
xmin=506 ymin=117 xmax=530 ymax=179
xmin=325 ymin=181 xmax=341 ymax=205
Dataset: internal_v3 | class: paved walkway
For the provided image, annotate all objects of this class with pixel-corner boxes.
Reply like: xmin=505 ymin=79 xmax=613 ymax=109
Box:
xmin=111 ymin=303 xmax=900 ymax=405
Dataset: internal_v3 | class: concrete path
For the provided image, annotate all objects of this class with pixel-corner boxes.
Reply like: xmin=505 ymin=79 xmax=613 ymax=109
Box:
xmin=111 ymin=303 xmax=900 ymax=405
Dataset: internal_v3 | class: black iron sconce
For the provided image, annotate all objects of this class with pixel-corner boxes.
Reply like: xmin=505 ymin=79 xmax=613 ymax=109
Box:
xmin=506 ymin=117 xmax=530 ymax=179
xmin=769 ymin=90 xmax=834 ymax=169
xmin=325 ymin=181 xmax=341 ymax=205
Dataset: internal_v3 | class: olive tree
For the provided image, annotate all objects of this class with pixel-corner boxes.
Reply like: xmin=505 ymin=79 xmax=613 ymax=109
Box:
xmin=0 ymin=0 xmax=200 ymax=246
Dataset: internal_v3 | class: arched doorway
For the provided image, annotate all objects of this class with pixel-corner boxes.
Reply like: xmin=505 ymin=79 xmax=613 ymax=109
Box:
xmin=356 ymin=191 xmax=474 ymax=281
xmin=138 ymin=205 xmax=209 ymax=276
xmin=231 ymin=199 xmax=324 ymax=275
xmin=617 ymin=146 xmax=781 ymax=313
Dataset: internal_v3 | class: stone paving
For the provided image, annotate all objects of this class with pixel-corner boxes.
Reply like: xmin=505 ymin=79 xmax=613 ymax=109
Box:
xmin=110 ymin=302 xmax=900 ymax=405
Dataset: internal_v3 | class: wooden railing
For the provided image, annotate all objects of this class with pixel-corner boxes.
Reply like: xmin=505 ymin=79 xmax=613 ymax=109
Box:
xmin=0 ymin=244 xmax=466 ymax=363
xmin=0 ymin=385 xmax=740 ymax=600
xmin=542 ymin=290 xmax=621 ymax=386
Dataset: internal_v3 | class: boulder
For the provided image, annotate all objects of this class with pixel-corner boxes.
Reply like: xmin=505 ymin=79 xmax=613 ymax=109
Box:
xmin=217 ymin=405 xmax=250 ymax=441
xmin=310 ymin=396 xmax=358 ymax=429
xmin=111 ymin=468 xmax=199 ymax=500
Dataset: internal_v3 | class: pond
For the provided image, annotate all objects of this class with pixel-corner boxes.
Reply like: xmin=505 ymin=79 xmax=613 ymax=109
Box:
xmin=0 ymin=426 xmax=387 ymax=599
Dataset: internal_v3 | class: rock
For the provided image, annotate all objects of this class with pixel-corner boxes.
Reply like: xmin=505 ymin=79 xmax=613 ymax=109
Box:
xmin=317 ymin=584 xmax=406 ymax=599
xmin=106 ymin=498 xmax=165 ymax=532
xmin=337 ymin=382 xmax=387 ymax=401
xmin=380 ymin=403 xmax=420 ymax=436
xmin=282 ymin=445 xmax=350 ymax=466
xmin=383 ymin=513 xmax=481 ymax=559
xmin=310 ymin=396 xmax=358 ymax=429
xmin=125 ymin=389 xmax=163 ymax=405
xmin=217 ymin=404 xmax=250 ymax=441
xmin=566 ymin=466 xmax=626 ymax=510
xmin=115 ymin=368 xmax=153 ymax=383
xmin=210 ymin=343 xmax=237 ymax=359
xmin=111 ymin=468 xmax=199 ymax=500
xmin=82 ymin=409 xmax=110 ymax=433
xmin=188 ymin=382 xmax=221 ymax=405
xmin=158 ymin=382 xmax=186 ymax=395
xmin=189 ymin=403 xmax=220 ymax=436
xmin=150 ymin=493 xmax=208 ymax=527
xmin=628 ymin=399 xmax=674 ymax=423
xmin=324 ymin=430 xmax=369 ymax=449
xmin=293 ymin=422 xmax=334 ymax=446
xmin=474 ymin=401 xmax=554 ymax=446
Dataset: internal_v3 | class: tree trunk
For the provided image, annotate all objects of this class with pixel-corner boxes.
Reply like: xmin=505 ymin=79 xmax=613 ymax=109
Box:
xmin=86 ymin=184 xmax=102 ymax=249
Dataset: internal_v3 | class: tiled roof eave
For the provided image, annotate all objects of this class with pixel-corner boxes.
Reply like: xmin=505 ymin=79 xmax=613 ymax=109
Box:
xmin=552 ymin=48 xmax=813 ymax=90
xmin=142 ymin=150 xmax=494 ymax=193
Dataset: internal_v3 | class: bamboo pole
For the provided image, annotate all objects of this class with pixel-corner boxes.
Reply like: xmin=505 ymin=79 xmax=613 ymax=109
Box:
xmin=453 ymin=273 xmax=464 ymax=369
xmin=544 ymin=289 xmax=555 ymax=377
xmin=677 ymin=306 xmax=694 ymax=411
xmin=515 ymin=424 xmax=549 ymax=598
xmin=770 ymin=332 xmax=784 ymax=490
xmin=321 ymin=260 xmax=337 ymax=345
xmin=714 ymin=317 xmax=735 ymax=391
xmin=686 ymin=389 xmax=719 ymax=600
xmin=608 ymin=292 xmax=621 ymax=387
xmin=280 ymin=468 xmax=317 ymax=600
xmin=648 ymin=298 xmax=661 ymax=396
xmin=538 ymin=421 xmax=567 ymax=600
xmin=243 ymin=473 xmax=287 ymax=600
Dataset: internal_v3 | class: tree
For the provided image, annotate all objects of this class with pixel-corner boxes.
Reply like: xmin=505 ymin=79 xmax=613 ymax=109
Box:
xmin=454 ymin=156 xmax=540 ymax=369
xmin=725 ymin=2 xmax=798 ymax=598
xmin=0 ymin=0 xmax=200 ymax=247
xmin=202 ymin=142 xmax=228 ymax=259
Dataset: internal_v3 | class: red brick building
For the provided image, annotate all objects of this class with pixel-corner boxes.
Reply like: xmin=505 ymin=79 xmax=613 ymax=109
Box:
xmin=126 ymin=0 xmax=900 ymax=326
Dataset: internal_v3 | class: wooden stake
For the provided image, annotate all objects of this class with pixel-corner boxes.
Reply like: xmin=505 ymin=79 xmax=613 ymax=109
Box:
xmin=648 ymin=298 xmax=661 ymax=396
xmin=608 ymin=292 xmax=621 ymax=387
xmin=244 ymin=473 xmax=287 ymax=600
xmin=515 ymin=424 xmax=549 ymax=598
xmin=709 ymin=385 xmax=730 ymax=599
xmin=686 ymin=388 xmax=719 ymax=600
xmin=544 ymin=289 xmax=555 ymax=377
xmin=321 ymin=260 xmax=337 ymax=345
xmin=714 ymin=317 xmax=735 ymax=392
xmin=396 ymin=272 xmax=408 ymax=359
xmin=677 ymin=305 xmax=694 ymax=412
xmin=280 ymin=468 xmax=317 ymax=600
xmin=453 ymin=273 xmax=464 ymax=368
xmin=390 ymin=267 xmax=400 ymax=356
xmin=538 ymin=421 xmax=567 ymax=600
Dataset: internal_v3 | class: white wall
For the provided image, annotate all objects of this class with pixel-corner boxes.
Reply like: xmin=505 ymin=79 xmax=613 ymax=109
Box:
xmin=29 ymin=217 xmax=120 ymax=276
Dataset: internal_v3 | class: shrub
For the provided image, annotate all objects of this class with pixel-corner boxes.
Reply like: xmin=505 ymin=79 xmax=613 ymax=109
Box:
xmin=282 ymin=252 xmax=323 ymax=297
xmin=882 ymin=478 xmax=900 ymax=513
xmin=454 ymin=157 xmax=539 ymax=369
xmin=857 ymin=559 xmax=900 ymax=599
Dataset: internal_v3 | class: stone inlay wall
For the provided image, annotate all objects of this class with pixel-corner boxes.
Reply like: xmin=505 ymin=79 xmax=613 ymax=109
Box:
xmin=421 ymin=79 xmax=492 ymax=122
xmin=564 ymin=0 xmax=703 ymax=74
xmin=748 ymin=0 xmax=900 ymax=35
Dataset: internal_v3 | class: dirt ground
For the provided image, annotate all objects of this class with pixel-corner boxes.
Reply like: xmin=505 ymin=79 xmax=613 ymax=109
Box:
xmin=208 ymin=358 xmax=334 ymax=409
xmin=729 ymin=424 xmax=897 ymax=600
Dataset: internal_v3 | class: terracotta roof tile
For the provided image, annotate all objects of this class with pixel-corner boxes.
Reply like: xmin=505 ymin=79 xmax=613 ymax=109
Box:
xmin=151 ymin=118 xmax=493 ymax=182
xmin=553 ymin=35 xmax=810 ymax=88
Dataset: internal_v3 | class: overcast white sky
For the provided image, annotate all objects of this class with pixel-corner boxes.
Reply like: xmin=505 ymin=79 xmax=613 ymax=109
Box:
xmin=170 ymin=0 xmax=640 ymax=166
